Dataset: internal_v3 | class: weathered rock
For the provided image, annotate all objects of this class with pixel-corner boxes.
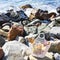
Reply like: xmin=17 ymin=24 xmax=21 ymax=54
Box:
xmin=49 ymin=41 xmax=60 ymax=53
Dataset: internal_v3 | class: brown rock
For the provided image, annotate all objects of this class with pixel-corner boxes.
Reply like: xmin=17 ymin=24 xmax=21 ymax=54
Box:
xmin=20 ymin=4 xmax=33 ymax=10
xmin=7 ymin=24 xmax=24 ymax=41
xmin=49 ymin=41 xmax=60 ymax=53
xmin=0 ymin=47 xmax=4 ymax=59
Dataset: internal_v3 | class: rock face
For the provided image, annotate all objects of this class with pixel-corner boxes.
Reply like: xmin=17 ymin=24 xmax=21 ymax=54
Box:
xmin=49 ymin=41 xmax=60 ymax=53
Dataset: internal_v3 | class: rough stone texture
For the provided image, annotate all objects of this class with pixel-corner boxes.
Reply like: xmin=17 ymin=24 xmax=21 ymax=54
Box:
xmin=49 ymin=41 xmax=60 ymax=53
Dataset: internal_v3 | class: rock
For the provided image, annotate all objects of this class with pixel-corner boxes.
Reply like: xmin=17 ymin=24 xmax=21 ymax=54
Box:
xmin=50 ymin=27 xmax=60 ymax=34
xmin=48 ymin=12 xmax=56 ymax=20
xmin=38 ymin=23 xmax=47 ymax=33
xmin=0 ymin=36 xmax=5 ymax=47
xmin=49 ymin=41 xmax=60 ymax=53
xmin=2 ymin=25 xmax=10 ymax=32
xmin=20 ymin=4 xmax=33 ymax=10
xmin=27 ymin=19 xmax=41 ymax=26
xmin=0 ymin=29 xmax=8 ymax=37
xmin=56 ymin=6 xmax=60 ymax=15
xmin=29 ymin=52 xmax=53 ymax=60
xmin=7 ymin=24 xmax=24 ymax=41
xmin=43 ymin=20 xmax=55 ymax=32
xmin=2 ymin=41 xmax=31 ymax=60
xmin=0 ymin=13 xmax=10 ymax=26
xmin=0 ymin=47 xmax=4 ymax=59
xmin=54 ymin=53 xmax=60 ymax=60
xmin=35 ymin=9 xmax=49 ymax=20
xmin=24 ymin=25 xmax=37 ymax=34
xmin=29 ymin=9 xmax=38 ymax=20
xmin=24 ymin=8 xmax=38 ymax=20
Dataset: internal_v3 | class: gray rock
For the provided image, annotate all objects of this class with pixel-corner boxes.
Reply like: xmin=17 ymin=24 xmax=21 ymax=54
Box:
xmin=54 ymin=53 xmax=60 ymax=60
xmin=0 ymin=36 xmax=5 ymax=47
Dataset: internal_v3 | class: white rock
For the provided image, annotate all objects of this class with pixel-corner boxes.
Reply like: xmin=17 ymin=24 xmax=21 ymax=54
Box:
xmin=2 ymin=41 xmax=31 ymax=60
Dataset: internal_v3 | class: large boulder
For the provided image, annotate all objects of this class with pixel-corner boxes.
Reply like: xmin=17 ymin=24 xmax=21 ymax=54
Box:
xmin=2 ymin=41 xmax=31 ymax=60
